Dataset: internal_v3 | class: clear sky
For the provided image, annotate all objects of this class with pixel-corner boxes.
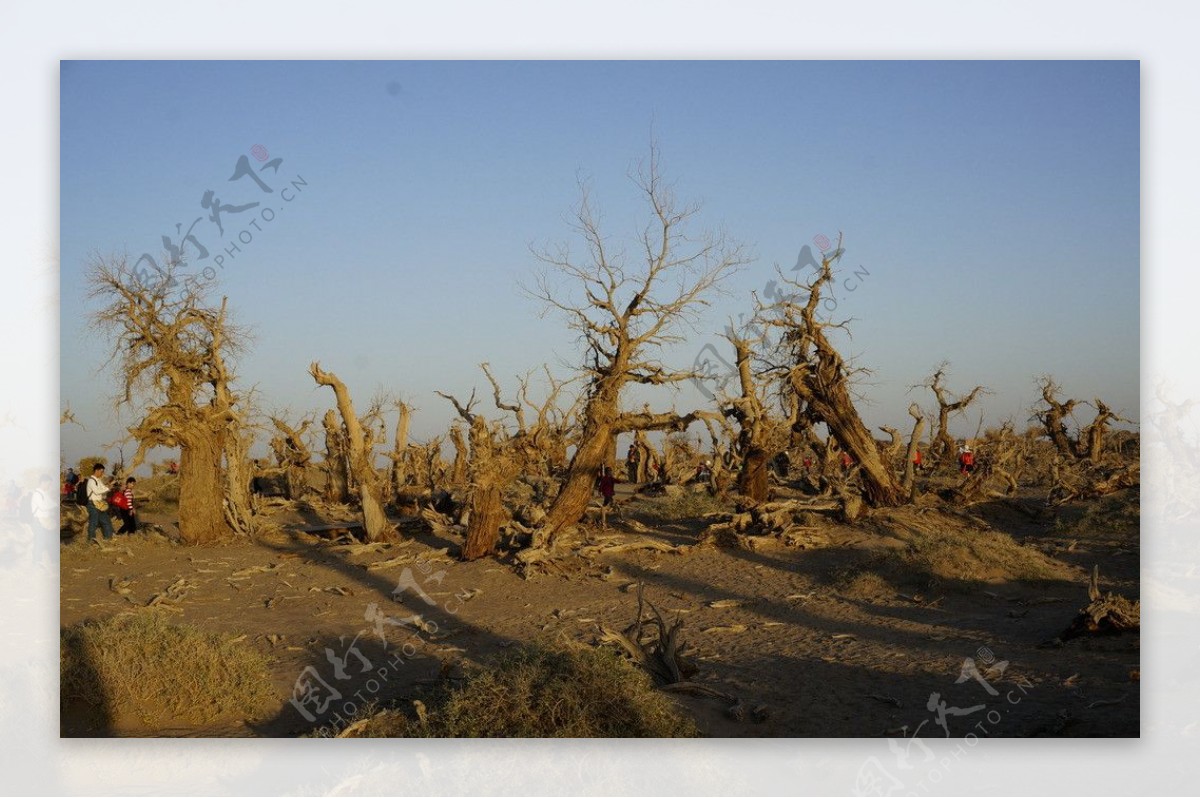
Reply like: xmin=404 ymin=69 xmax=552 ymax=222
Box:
xmin=60 ymin=60 xmax=1139 ymax=468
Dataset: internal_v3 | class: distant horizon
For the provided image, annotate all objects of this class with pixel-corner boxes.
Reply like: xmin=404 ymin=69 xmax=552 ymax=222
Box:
xmin=60 ymin=60 xmax=1139 ymax=470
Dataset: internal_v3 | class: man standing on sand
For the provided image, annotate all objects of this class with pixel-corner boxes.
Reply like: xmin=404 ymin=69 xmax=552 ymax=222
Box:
xmin=626 ymin=444 xmax=640 ymax=484
xmin=85 ymin=463 xmax=116 ymax=543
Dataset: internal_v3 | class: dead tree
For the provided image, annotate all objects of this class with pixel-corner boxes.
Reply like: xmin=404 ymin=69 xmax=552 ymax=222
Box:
xmin=270 ymin=415 xmax=313 ymax=500
xmin=1034 ymin=377 xmax=1130 ymax=464
xmin=389 ymin=401 xmax=412 ymax=495
xmin=901 ymin=403 xmax=926 ymax=499
xmin=1033 ymin=376 xmax=1082 ymax=459
xmin=1060 ymin=565 xmax=1140 ymax=641
xmin=447 ymin=423 xmax=470 ymax=487
xmin=919 ymin=363 xmax=988 ymax=463
xmin=723 ymin=334 xmax=770 ymax=502
xmin=438 ymin=388 xmax=511 ymax=561
xmin=89 ymin=256 xmax=252 ymax=544
xmin=482 ymin=362 xmax=577 ymax=480
xmin=321 ymin=409 xmax=350 ymax=503
xmin=528 ymin=145 xmax=749 ymax=538
xmin=759 ymin=243 xmax=903 ymax=507
xmin=223 ymin=402 xmax=261 ymax=533
xmin=310 ymin=363 xmax=395 ymax=541
xmin=1079 ymin=399 xmax=1129 ymax=463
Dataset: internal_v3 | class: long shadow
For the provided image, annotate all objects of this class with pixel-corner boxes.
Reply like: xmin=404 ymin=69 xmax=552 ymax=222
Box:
xmin=612 ymin=556 xmax=993 ymax=658
xmin=672 ymin=648 xmax=1138 ymax=738
xmin=725 ymin=532 xmax=1092 ymax=648
xmin=248 ymin=528 xmax=519 ymax=736
xmin=60 ymin=628 xmax=113 ymax=737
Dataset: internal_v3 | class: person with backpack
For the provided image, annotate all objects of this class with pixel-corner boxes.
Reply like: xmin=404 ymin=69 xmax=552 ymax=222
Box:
xmin=110 ymin=477 xmax=137 ymax=534
xmin=83 ymin=463 xmax=115 ymax=543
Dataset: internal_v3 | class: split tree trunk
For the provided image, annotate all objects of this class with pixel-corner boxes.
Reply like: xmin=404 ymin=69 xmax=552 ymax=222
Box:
xmin=223 ymin=428 xmax=257 ymax=536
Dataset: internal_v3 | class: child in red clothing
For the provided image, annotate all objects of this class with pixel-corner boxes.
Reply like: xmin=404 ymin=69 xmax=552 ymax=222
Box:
xmin=111 ymin=477 xmax=138 ymax=534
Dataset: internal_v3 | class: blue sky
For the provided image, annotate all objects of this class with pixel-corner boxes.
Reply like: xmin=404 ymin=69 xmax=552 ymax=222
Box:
xmin=60 ymin=60 xmax=1139 ymax=467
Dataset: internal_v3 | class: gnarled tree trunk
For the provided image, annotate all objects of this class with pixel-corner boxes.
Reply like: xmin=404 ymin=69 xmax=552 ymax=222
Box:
xmin=322 ymin=409 xmax=349 ymax=503
xmin=901 ymin=403 xmax=926 ymax=500
xmin=311 ymin=363 xmax=394 ymax=542
xmin=179 ymin=432 xmax=228 ymax=544
xmin=461 ymin=416 xmax=506 ymax=561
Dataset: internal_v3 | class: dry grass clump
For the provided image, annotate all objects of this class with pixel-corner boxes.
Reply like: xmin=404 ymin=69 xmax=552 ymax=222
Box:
xmin=897 ymin=524 xmax=1069 ymax=584
xmin=61 ymin=611 xmax=275 ymax=730
xmin=829 ymin=565 xmax=894 ymax=599
xmin=1056 ymin=489 xmax=1139 ymax=543
xmin=845 ymin=507 xmax=1074 ymax=592
xmin=336 ymin=644 xmax=697 ymax=738
xmin=637 ymin=491 xmax=728 ymax=523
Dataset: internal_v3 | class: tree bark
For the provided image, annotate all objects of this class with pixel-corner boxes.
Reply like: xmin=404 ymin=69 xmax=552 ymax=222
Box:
xmin=449 ymin=424 xmax=469 ymax=486
xmin=461 ymin=416 xmax=505 ymax=561
xmin=391 ymin=402 xmax=411 ymax=495
xmin=772 ymin=247 xmax=903 ymax=507
xmin=322 ymin=409 xmax=349 ymax=503
xmin=179 ymin=432 xmax=227 ymax=545
xmin=311 ymin=363 xmax=394 ymax=541
xmin=901 ymin=403 xmax=926 ymax=500
xmin=728 ymin=336 xmax=769 ymax=502
xmin=223 ymin=426 xmax=257 ymax=536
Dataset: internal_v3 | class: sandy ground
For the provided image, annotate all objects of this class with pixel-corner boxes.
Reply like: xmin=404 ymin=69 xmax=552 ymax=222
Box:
xmin=59 ymin=485 xmax=1139 ymax=738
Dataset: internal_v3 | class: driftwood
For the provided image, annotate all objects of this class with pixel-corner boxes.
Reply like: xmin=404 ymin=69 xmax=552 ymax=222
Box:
xmin=700 ymin=498 xmax=844 ymax=546
xmin=599 ymin=583 xmax=696 ymax=685
xmin=1060 ymin=565 xmax=1140 ymax=641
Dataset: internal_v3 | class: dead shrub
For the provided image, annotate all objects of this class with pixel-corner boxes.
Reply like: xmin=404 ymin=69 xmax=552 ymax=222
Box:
xmin=61 ymin=611 xmax=275 ymax=731
xmin=637 ymin=492 xmax=729 ymax=523
xmin=839 ymin=508 xmax=1075 ymax=593
xmin=335 ymin=644 xmax=697 ymax=738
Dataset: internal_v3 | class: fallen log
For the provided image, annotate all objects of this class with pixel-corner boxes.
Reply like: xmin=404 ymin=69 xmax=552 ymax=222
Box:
xmin=1059 ymin=565 xmax=1140 ymax=641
